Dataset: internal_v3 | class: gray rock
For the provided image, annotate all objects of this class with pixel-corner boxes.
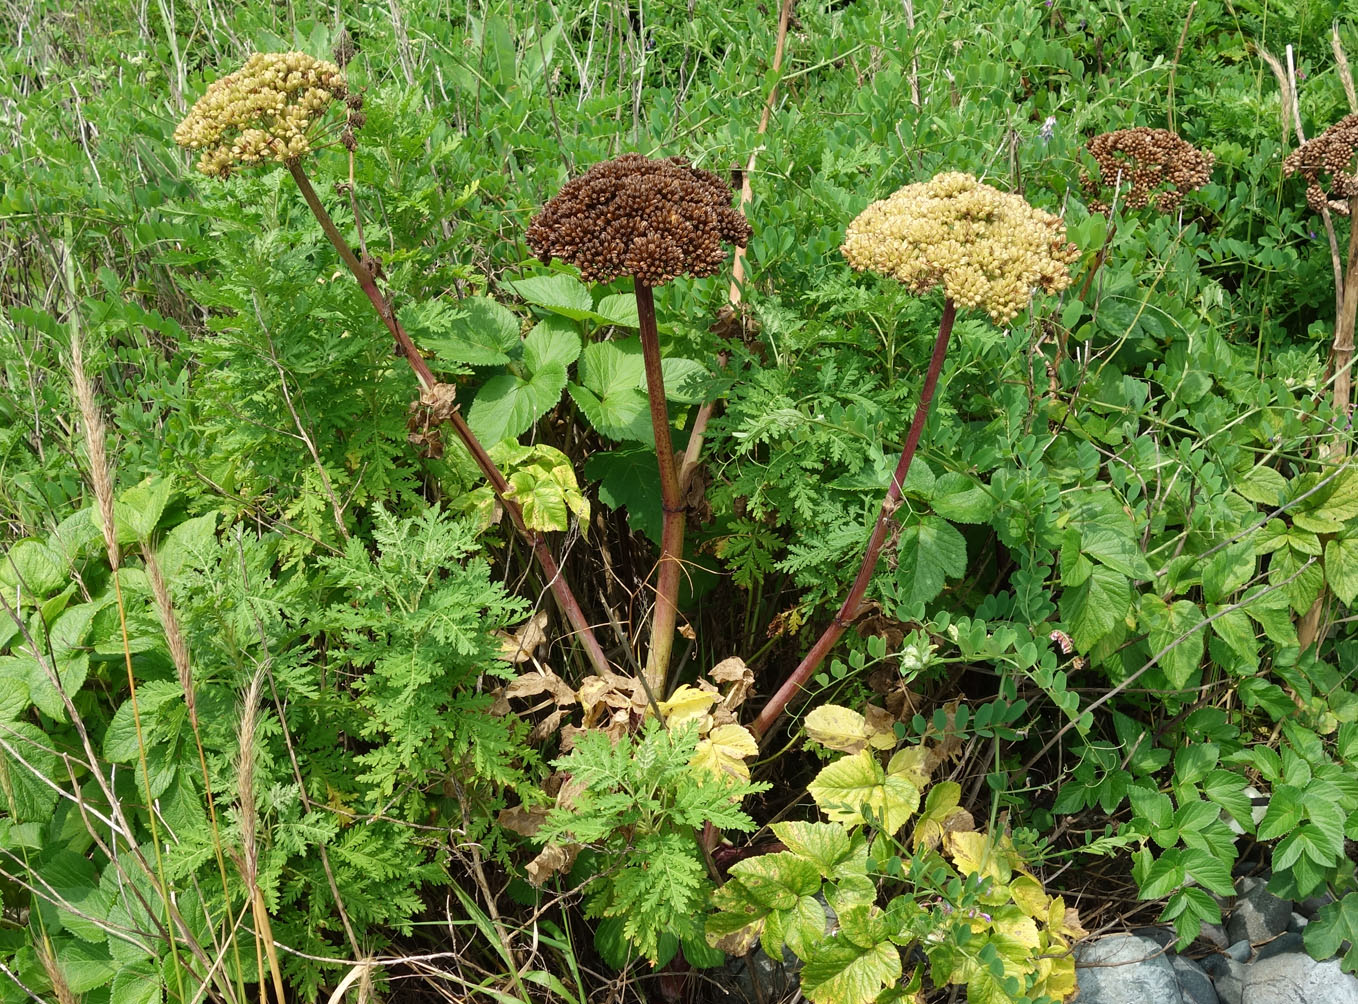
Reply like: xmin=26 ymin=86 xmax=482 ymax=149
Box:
xmin=1172 ymin=954 xmax=1219 ymax=1004
xmin=1227 ymin=879 xmax=1292 ymax=944
xmin=1225 ymin=939 xmax=1253 ymax=962
xmin=1198 ymin=923 xmax=1229 ymax=949
xmin=1239 ymin=950 xmax=1358 ymax=1004
xmin=1075 ymin=934 xmax=1182 ymax=1004
xmin=1289 ymin=911 xmax=1309 ymax=933
xmin=1253 ymin=932 xmax=1304 ymax=961
xmin=1301 ymin=892 xmax=1337 ymax=919
xmin=1134 ymin=926 xmax=1177 ymax=949
xmin=1212 ymin=958 xmax=1248 ymax=1004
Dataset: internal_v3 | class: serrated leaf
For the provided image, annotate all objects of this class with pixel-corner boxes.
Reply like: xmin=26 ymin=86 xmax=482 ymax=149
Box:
xmin=504 ymin=274 xmax=595 ymax=319
xmin=929 ymin=472 xmax=995 ymax=524
xmin=1203 ymin=541 xmax=1255 ymax=603
xmin=0 ymin=540 xmax=65 ymax=596
xmin=1060 ymin=564 xmax=1130 ymax=650
xmin=804 ymin=705 xmax=893 ymax=753
xmin=808 ymin=750 xmax=920 ymax=833
xmin=799 ymin=935 xmax=902 ymax=1004
xmin=648 ymin=356 xmax=710 ymax=404
xmin=414 ymin=296 xmax=521 ymax=367
xmin=894 ymin=514 xmax=967 ymax=608
xmin=592 ymin=293 xmax=640 ymax=327
xmin=692 ymin=724 xmax=758 ymax=782
xmin=1235 ymin=463 xmax=1288 ymax=505
xmin=1142 ymin=596 xmax=1206 ymax=689
xmin=659 ymin=685 xmax=718 ymax=726
xmin=1326 ymin=537 xmax=1358 ymax=606
xmin=468 ymin=362 xmax=569 ymax=445
xmin=1080 ymin=525 xmax=1153 ymax=579
xmin=523 ymin=315 xmax=582 ymax=372
xmin=1305 ymin=893 xmax=1358 ymax=971
xmin=585 ymin=446 xmax=662 ymax=540
xmin=771 ymin=821 xmax=862 ymax=879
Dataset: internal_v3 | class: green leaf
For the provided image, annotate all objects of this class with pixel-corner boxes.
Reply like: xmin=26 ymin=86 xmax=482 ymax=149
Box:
xmin=0 ymin=722 xmax=59 ymax=821
xmin=1235 ymin=463 xmax=1288 ymax=505
xmin=1269 ymin=548 xmax=1323 ymax=615
xmin=1138 ymin=852 xmax=1186 ymax=899
xmin=413 ymin=296 xmax=521 ymax=367
xmin=1305 ymin=893 xmax=1358 ymax=972
xmin=572 ymin=339 xmax=652 ymax=442
xmin=523 ymin=315 xmax=582 ymax=372
xmin=1203 ymin=541 xmax=1255 ymax=603
xmin=592 ymin=293 xmax=640 ymax=327
xmin=930 ymin=472 xmax=996 ymax=524
xmin=1080 ymin=526 xmax=1153 ymax=579
xmin=1060 ymin=565 xmax=1131 ymax=651
xmin=651 ymin=356 xmax=710 ymax=404
xmin=799 ymin=935 xmax=902 ymax=1004
xmin=1181 ymin=847 xmax=1235 ymax=896
xmin=468 ymin=363 xmax=569 ymax=445
xmin=1326 ymin=537 xmax=1358 ymax=606
xmin=1142 ymin=596 xmax=1206 ymax=689
xmin=0 ymin=540 xmax=65 ymax=596
xmin=1208 ymin=605 xmax=1259 ymax=668
xmin=110 ymin=962 xmax=163 ymax=1004
xmin=52 ymin=937 xmax=115 ymax=993
xmin=585 ymin=447 xmax=662 ymax=542
xmin=1127 ymin=784 xmax=1174 ymax=830
xmin=894 ymin=515 xmax=967 ymax=608
xmin=505 ymin=274 xmax=595 ymax=320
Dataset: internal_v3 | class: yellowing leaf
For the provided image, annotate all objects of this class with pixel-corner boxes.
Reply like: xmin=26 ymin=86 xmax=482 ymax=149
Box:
xmin=806 ymin=705 xmax=873 ymax=752
xmin=1032 ymin=954 xmax=1078 ymax=1002
xmin=658 ymin=684 xmax=717 ymax=727
xmin=692 ymin=724 xmax=759 ymax=781
xmin=1008 ymin=874 xmax=1051 ymax=920
xmin=887 ymin=745 xmax=932 ymax=789
xmin=808 ymin=750 xmax=920 ymax=833
xmin=945 ymin=830 xmax=1010 ymax=886
xmin=912 ymin=780 xmax=974 ymax=851
xmin=1048 ymin=897 xmax=1088 ymax=942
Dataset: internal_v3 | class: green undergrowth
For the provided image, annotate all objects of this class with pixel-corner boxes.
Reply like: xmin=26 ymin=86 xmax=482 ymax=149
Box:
xmin=3 ymin=0 xmax=1358 ymax=1001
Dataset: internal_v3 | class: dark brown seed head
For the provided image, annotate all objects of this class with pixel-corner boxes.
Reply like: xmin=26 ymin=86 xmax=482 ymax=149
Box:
xmin=1082 ymin=127 xmax=1214 ymax=214
xmin=1284 ymin=114 xmax=1358 ymax=216
xmin=526 ymin=153 xmax=753 ymax=287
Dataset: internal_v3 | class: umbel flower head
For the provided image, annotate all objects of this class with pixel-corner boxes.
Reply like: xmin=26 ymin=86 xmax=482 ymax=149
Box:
xmin=1082 ymin=127 xmax=1214 ymax=214
xmin=1284 ymin=114 xmax=1358 ymax=216
xmin=173 ymin=51 xmax=346 ymax=178
xmin=526 ymin=154 xmax=753 ymax=287
xmin=841 ymin=172 xmax=1079 ymax=324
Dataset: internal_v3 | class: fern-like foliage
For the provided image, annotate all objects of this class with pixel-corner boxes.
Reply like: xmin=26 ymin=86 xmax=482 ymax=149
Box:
xmin=540 ymin=720 xmax=768 ymax=965
xmin=321 ymin=505 xmax=531 ymax=797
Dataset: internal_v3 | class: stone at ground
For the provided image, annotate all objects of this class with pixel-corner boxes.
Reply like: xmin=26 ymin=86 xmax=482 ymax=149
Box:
xmin=1171 ymin=954 xmax=1219 ymax=1004
xmin=1288 ymin=912 xmax=1308 ymax=933
xmin=1227 ymin=877 xmax=1292 ymax=944
xmin=1075 ymin=934 xmax=1182 ymax=1004
xmin=1197 ymin=923 xmax=1229 ymax=949
xmin=1237 ymin=948 xmax=1358 ymax=1004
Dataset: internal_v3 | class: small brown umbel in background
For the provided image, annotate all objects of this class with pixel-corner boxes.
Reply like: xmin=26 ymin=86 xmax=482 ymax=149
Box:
xmin=1285 ymin=114 xmax=1358 ymax=455
xmin=1082 ymin=127 xmax=1215 ymax=215
xmin=528 ymin=154 xmax=752 ymax=695
xmin=174 ymin=51 xmax=612 ymax=681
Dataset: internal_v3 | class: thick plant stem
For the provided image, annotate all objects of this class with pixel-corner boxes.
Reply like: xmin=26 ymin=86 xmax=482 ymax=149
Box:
xmin=752 ymin=300 xmax=958 ymax=738
xmin=637 ymin=282 xmax=685 ymax=695
xmin=287 ymin=161 xmax=613 ymax=679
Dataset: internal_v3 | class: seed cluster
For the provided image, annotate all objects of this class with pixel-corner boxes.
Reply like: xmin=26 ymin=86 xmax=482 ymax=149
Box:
xmin=1082 ymin=128 xmax=1214 ymax=213
xmin=526 ymin=154 xmax=752 ymax=287
xmin=173 ymin=51 xmax=346 ymax=178
xmin=841 ymin=172 xmax=1079 ymax=324
xmin=1283 ymin=114 xmax=1358 ymax=216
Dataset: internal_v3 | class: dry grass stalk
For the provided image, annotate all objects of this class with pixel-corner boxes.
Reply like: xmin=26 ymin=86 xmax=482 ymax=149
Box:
xmin=68 ymin=330 xmax=117 ymax=571
xmin=36 ymin=937 xmax=80 ymax=1004
xmin=234 ymin=671 xmax=287 ymax=1003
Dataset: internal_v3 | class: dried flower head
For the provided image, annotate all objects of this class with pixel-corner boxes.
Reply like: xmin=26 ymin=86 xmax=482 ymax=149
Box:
xmin=841 ymin=172 xmax=1079 ymax=324
xmin=1082 ymin=127 xmax=1214 ymax=213
xmin=526 ymin=154 xmax=752 ymax=287
xmin=1284 ymin=114 xmax=1358 ymax=216
xmin=173 ymin=51 xmax=346 ymax=178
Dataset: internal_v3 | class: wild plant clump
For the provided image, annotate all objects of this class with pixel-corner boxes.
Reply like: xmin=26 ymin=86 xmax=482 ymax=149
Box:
xmin=1082 ymin=127 xmax=1214 ymax=213
xmin=840 ymin=171 xmax=1079 ymax=323
xmin=526 ymin=153 xmax=753 ymax=286
xmin=173 ymin=51 xmax=347 ymax=178
xmin=1284 ymin=114 xmax=1358 ymax=215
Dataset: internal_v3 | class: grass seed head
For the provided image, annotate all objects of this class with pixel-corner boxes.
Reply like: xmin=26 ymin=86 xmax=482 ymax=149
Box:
xmin=1083 ymin=127 xmax=1214 ymax=213
xmin=173 ymin=51 xmax=346 ymax=178
xmin=1283 ymin=114 xmax=1358 ymax=216
xmin=526 ymin=153 xmax=753 ymax=287
xmin=841 ymin=172 xmax=1079 ymax=324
